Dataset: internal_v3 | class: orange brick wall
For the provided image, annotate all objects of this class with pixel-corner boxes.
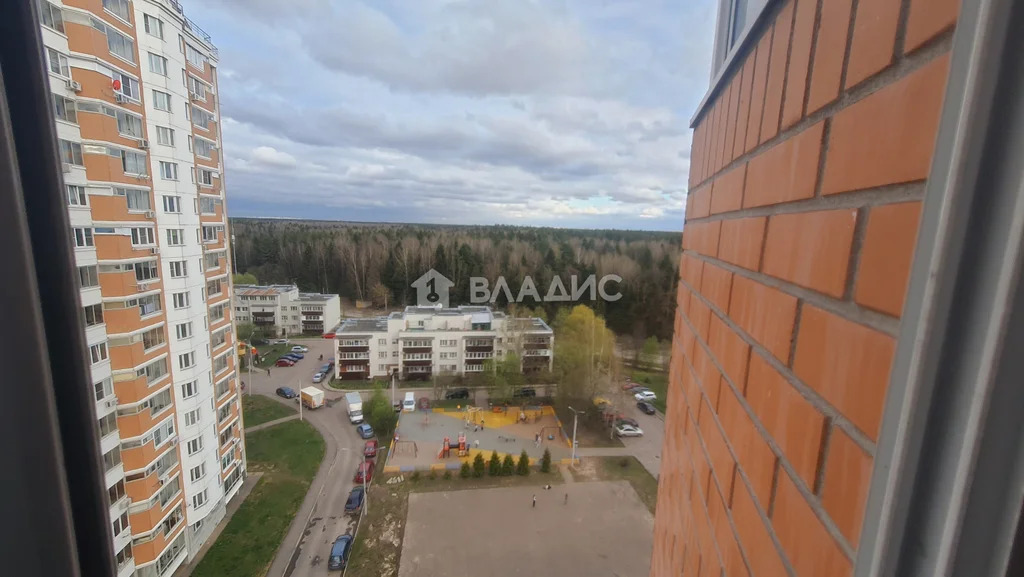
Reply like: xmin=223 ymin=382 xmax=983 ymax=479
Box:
xmin=652 ymin=1 xmax=960 ymax=575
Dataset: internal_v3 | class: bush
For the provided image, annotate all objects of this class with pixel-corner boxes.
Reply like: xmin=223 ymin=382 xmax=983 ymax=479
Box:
xmin=428 ymin=470 xmax=437 ymax=480
xmin=619 ymin=457 xmax=630 ymax=468
xmin=443 ymin=470 xmax=453 ymax=480
xmin=410 ymin=471 xmax=421 ymax=482
xmin=541 ymin=448 xmax=552 ymax=473
xmin=488 ymin=451 xmax=502 ymax=476
xmin=516 ymin=449 xmax=530 ymax=476
xmin=501 ymin=453 xmax=515 ymax=476
xmin=460 ymin=462 xmax=472 ymax=479
xmin=473 ymin=453 xmax=486 ymax=478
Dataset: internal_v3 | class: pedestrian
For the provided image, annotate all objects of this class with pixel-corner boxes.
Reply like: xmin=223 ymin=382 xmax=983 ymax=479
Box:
xmin=481 ymin=419 xmax=485 ymax=430
xmin=564 ymin=493 xmax=568 ymax=505
xmin=266 ymin=368 xmax=270 ymax=376
xmin=532 ymin=495 xmax=536 ymax=508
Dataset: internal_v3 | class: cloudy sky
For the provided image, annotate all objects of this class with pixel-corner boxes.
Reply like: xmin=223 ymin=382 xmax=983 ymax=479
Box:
xmin=188 ymin=0 xmax=717 ymax=231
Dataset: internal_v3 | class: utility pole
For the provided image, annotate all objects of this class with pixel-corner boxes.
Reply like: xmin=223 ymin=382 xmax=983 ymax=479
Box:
xmin=568 ymin=406 xmax=584 ymax=464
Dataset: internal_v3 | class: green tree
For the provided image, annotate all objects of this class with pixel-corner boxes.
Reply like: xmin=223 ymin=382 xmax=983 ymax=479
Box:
xmin=233 ymin=272 xmax=258 ymax=285
xmin=540 ymin=448 xmax=552 ymax=473
xmin=552 ymin=305 xmax=619 ymax=402
xmin=516 ymin=449 xmax=531 ymax=476
xmin=365 ymin=388 xmax=397 ymax=439
xmin=641 ymin=336 xmax=662 ymax=370
xmin=472 ymin=453 xmax=486 ymax=478
xmin=501 ymin=453 xmax=516 ymax=476
xmin=497 ymin=353 xmax=525 ymax=398
xmin=488 ymin=451 xmax=502 ymax=476
xmin=236 ymin=322 xmax=256 ymax=342
xmin=460 ymin=461 xmax=472 ymax=479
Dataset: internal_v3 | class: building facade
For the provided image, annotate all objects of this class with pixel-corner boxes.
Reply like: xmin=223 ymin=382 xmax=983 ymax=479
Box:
xmin=233 ymin=284 xmax=342 ymax=336
xmin=333 ymin=305 xmax=553 ymax=381
xmin=40 ymin=0 xmax=245 ymax=575
xmin=652 ymin=0 xmax=961 ymax=576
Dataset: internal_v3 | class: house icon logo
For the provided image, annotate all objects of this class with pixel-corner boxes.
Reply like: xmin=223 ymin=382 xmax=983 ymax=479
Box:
xmin=411 ymin=269 xmax=454 ymax=307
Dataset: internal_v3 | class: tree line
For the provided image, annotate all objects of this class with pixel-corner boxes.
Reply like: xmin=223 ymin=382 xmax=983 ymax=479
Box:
xmin=229 ymin=218 xmax=681 ymax=340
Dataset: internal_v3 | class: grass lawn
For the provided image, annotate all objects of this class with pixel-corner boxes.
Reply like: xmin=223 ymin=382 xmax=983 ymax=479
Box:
xmin=630 ymin=370 xmax=668 ymax=413
xmin=254 ymin=343 xmax=296 ymax=368
xmin=241 ymin=394 xmax=295 ymax=427
xmin=327 ymin=378 xmax=389 ymax=391
xmin=191 ymin=420 xmax=325 ymax=577
xmin=575 ymin=456 xmax=659 ymax=514
xmin=552 ymin=404 xmax=623 ymax=448
xmin=345 ymin=458 xmax=561 ymax=577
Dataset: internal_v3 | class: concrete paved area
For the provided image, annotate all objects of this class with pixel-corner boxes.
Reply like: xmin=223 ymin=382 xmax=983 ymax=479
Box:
xmin=399 ymin=481 xmax=654 ymax=577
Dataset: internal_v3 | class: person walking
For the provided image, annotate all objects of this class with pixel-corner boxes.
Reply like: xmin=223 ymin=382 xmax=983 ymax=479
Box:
xmin=564 ymin=493 xmax=569 ymax=505
xmin=532 ymin=495 xmax=536 ymax=508
xmin=266 ymin=368 xmax=270 ymax=377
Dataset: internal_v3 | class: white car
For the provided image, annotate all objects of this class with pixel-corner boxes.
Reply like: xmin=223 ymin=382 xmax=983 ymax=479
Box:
xmin=292 ymin=345 xmax=309 ymax=353
xmin=634 ymin=390 xmax=657 ymax=402
xmin=274 ymin=338 xmax=289 ymax=344
xmin=312 ymin=372 xmax=325 ymax=384
xmin=615 ymin=424 xmax=644 ymax=437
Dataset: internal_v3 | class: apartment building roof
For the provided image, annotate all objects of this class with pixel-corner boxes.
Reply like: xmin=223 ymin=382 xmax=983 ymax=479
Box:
xmin=296 ymin=292 xmax=339 ymax=302
xmin=335 ymin=318 xmax=389 ymax=334
xmin=234 ymin=284 xmax=295 ymax=297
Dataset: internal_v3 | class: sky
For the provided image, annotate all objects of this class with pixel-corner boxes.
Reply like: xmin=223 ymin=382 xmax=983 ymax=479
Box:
xmin=186 ymin=0 xmax=718 ymax=231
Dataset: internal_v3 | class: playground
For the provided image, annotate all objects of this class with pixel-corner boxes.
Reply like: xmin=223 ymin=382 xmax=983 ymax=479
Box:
xmin=398 ymin=481 xmax=654 ymax=577
xmin=385 ymin=405 xmax=573 ymax=472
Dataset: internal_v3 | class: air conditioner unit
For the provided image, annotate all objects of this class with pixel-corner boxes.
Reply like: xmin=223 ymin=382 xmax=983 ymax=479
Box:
xmin=144 ymin=210 xmax=155 ymax=218
xmin=170 ymin=437 xmax=178 ymax=446
xmin=211 ymin=171 xmax=220 ymax=178
xmin=104 ymin=397 xmax=118 ymax=409
xmin=66 ymin=79 xmax=83 ymax=92
xmin=117 ymin=497 xmax=130 ymax=511
xmin=189 ymin=92 xmax=200 ymax=101
xmin=114 ymin=93 xmax=129 ymax=103
xmin=137 ymin=281 xmax=152 ymax=291
xmin=137 ymin=139 xmax=149 ymax=150
xmin=62 ymin=162 xmax=72 ymax=173
xmin=137 ymin=173 xmax=150 ymax=180
xmin=150 ymin=247 xmax=160 ymax=255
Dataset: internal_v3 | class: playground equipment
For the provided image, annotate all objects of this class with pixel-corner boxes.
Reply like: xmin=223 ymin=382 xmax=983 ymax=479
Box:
xmin=437 ymin=432 xmax=468 ymax=458
xmin=464 ymin=406 xmax=482 ymax=428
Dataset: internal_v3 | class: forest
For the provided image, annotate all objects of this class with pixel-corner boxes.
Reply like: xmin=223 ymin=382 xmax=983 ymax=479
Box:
xmin=229 ymin=219 xmax=681 ymax=340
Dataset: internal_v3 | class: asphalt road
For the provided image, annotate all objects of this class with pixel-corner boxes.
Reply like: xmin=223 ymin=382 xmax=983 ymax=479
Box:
xmin=241 ymin=338 xmax=366 ymax=577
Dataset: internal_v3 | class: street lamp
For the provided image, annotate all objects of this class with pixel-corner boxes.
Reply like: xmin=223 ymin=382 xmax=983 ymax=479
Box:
xmin=568 ymin=406 xmax=584 ymax=464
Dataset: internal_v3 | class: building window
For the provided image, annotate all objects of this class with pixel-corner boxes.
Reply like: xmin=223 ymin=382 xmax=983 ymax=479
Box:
xmin=179 ymin=351 xmax=195 ymax=370
xmin=186 ymin=437 xmax=203 ymax=455
xmin=94 ymin=377 xmax=113 ymax=401
xmin=59 ymin=139 xmax=84 ymax=166
xmin=152 ymin=90 xmax=171 ymax=111
xmin=53 ymin=95 xmax=77 ymax=124
xmin=98 ymin=412 xmax=118 ymax=438
xmin=113 ymin=187 xmax=151 ymax=211
xmin=143 ymin=13 xmax=164 ymax=38
xmin=194 ymin=137 xmax=215 ymax=158
xmin=72 ymin=227 xmax=93 ymax=248
xmin=45 ymin=47 xmax=70 ymax=78
xmin=187 ymin=76 xmax=208 ymax=100
xmin=137 ymin=358 xmax=167 ymax=384
xmin=185 ymin=410 xmax=200 ymax=428
xmin=130 ymin=227 xmax=155 ymax=246
xmin=176 ymin=322 xmax=193 ymax=340
xmin=162 ymin=195 xmax=181 ymax=213
xmin=104 ymin=24 xmax=135 ymax=63
xmin=111 ymin=71 xmax=139 ymax=100
xmin=102 ymin=0 xmax=131 ymax=21
xmin=148 ymin=52 xmax=167 ymax=76
xmin=111 ymin=511 xmax=129 ymax=537
xmin=83 ymin=304 xmax=104 ymax=327
xmin=192 ymin=489 xmax=208 ymax=509
xmin=166 ymin=229 xmax=184 ymax=246
xmin=39 ymin=1 xmax=65 ymax=33
xmin=116 ymin=110 xmax=143 ymax=138
xmin=189 ymin=462 xmax=205 ymax=482
xmin=121 ymin=150 xmax=147 ymax=176
xmin=172 ymin=291 xmax=190 ymax=309
xmin=169 ymin=260 xmax=187 ymax=278
xmin=133 ymin=260 xmax=158 ymax=282
xmin=191 ymin=105 xmax=214 ymax=129
xmin=181 ymin=380 xmax=198 ymax=398
xmin=89 ymin=342 xmax=108 ymax=364
xmin=185 ymin=44 xmax=208 ymax=69
xmin=155 ymin=126 xmax=174 ymax=146
xmin=102 ymin=446 xmax=121 ymax=472
xmin=142 ymin=327 xmax=164 ymax=350
xmin=77 ymin=265 xmax=98 ymax=289
xmin=66 ymin=185 xmax=87 ymax=207
xmin=159 ymin=161 xmax=178 ymax=180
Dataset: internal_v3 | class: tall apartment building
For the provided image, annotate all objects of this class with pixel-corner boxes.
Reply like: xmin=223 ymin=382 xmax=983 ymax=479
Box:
xmin=332 ymin=305 xmax=553 ymax=381
xmin=233 ymin=283 xmax=342 ymax=336
xmin=40 ymin=1 xmax=245 ymax=576
xmin=652 ymin=0 xmax=964 ymax=576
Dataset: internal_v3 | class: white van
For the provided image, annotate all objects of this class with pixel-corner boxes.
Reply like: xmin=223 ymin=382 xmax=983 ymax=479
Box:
xmin=402 ymin=391 xmax=415 ymax=412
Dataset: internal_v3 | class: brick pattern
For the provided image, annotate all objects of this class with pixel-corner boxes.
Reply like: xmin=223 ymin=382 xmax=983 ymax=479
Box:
xmin=652 ymin=0 xmax=957 ymax=574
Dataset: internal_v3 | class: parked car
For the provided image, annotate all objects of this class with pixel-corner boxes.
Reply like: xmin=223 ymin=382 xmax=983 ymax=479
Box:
xmin=344 ymin=487 xmax=365 ymax=514
xmin=291 ymin=345 xmax=309 ymax=353
xmin=327 ymin=535 xmax=352 ymax=571
xmin=615 ymin=423 xmax=644 ymax=437
xmin=353 ymin=461 xmax=375 ymax=483
xmin=281 ymin=354 xmax=301 ymax=362
xmin=615 ymin=417 xmax=640 ymax=428
xmin=621 ymin=382 xmax=641 ymax=391
xmin=285 ymin=352 xmax=304 ymax=359
xmin=274 ymin=338 xmax=289 ymax=344
xmin=252 ymin=338 xmax=269 ymax=346
xmin=637 ymin=401 xmax=657 ymax=415
xmin=634 ymin=390 xmax=657 ymax=402
xmin=275 ymin=358 xmax=295 ymax=367
xmin=312 ymin=372 xmax=326 ymax=384
xmin=356 ymin=423 xmax=375 ymax=439
xmin=363 ymin=439 xmax=378 ymax=459
xmin=319 ymin=363 xmax=333 ymax=374
xmin=512 ymin=387 xmax=537 ymax=398
xmin=393 ymin=401 xmax=402 ymax=413
xmin=276 ymin=386 xmax=298 ymax=399
xmin=445 ymin=387 xmax=470 ymax=399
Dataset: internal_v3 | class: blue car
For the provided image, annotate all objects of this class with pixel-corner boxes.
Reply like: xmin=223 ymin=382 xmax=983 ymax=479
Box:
xmin=275 ymin=387 xmax=297 ymax=399
xmin=281 ymin=354 xmax=301 ymax=362
xmin=356 ymin=423 xmax=374 ymax=439
xmin=288 ymin=351 xmax=305 ymax=359
xmin=327 ymin=535 xmax=352 ymax=570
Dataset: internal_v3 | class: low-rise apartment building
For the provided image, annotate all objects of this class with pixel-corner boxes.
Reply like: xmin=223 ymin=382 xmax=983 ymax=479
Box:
xmin=233 ymin=284 xmax=341 ymax=337
xmin=332 ymin=305 xmax=553 ymax=381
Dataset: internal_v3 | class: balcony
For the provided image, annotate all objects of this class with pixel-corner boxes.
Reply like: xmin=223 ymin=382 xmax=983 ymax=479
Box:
xmin=340 ymin=365 xmax=368 ymax=373
xmin=339 ymin=352 xmax=370 ymax=360
xmin=104 ymin=304 xmax=163 ymax=337
xmin=523 ymin=349 xmax=551 ymax=357
xmin=464 ymin=364 xmax=484 ymax=373
xmin=121 ymin=433 xmax=177 ymax=475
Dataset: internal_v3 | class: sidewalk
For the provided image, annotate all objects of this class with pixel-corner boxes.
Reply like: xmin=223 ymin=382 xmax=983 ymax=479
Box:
xmin=170 ymin=472 xmax=263 ymax=577
xmin=244 ymin=414 xmax=299 ymax=433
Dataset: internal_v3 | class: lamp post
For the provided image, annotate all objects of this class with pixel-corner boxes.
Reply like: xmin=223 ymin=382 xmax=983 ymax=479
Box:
xmin=568 ymin=406 xmax=584 ymax=464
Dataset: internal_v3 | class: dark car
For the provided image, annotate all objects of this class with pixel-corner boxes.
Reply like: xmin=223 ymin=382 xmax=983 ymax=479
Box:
xmin=275 ymin=358 xmax=295 ymax=367
xmin=364 ymin=439 xmax=378 ymax=459
xmin=276 ymin=387 xmax=298 ymax=399
xmin=512 ymin=387 xmax=536 ymax=398
xmin=616 ymin=417 xmax=640 ymax=428
xmin=445 ymin=387 xmax=470 ymax=400
xmin=637 ymin=401 xmax=657 ymax=415
xmin=287 ymin=351 xmax=305 ymax=359
xmin=281 ymin=353 xmax=301 ymax=361
xmin=353 ymin=461 xmax=375 ymax=483
xmin=356 ymin=423 xmax=375 ymax=439
xmin=252 ymin=338 xmax=269 ymax=346
xmin=327 ymin=535 xmax=352 ymax=570
xmin=344 ymin=486 xmax=365 ymax=514
xmin=393 ymin=401 xmax=402 ymax=413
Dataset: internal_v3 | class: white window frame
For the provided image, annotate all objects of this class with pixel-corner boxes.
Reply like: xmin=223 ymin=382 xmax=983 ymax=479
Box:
xmin=155 ymin=126 xmax=174 ymax=146
xmin=143 ymin=14 xmax=164 ymax=39
xmin=152 ymin=90 xmax=171 ymax=112
xmin=148 ymin=52 xmax=168 ymax=76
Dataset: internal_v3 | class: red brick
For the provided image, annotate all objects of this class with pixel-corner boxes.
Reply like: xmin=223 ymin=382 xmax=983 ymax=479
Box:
xmin=822 ymin=53 xmax=950 ymax=195
xmin=905 ymin=0 xmax=960 ymax=52
xmin=723 ymin=77 xmax=741 ymax=165
xmin=688 ymin=183 xmax=712 ymax=219
xmin=682 ymin=221 xmax=722 ymax=257
xmin=710 ymin=164 xmax=746 ymax=215
xmin=822 ymin=428 xmax=873 ymax=548
xmin=746 ymin=33 xmax=771 ymax=152
xmin=718 ymin=216 xmax=767 ymax=271
xmin=728 ymin=275 xmax=799 ymax=362
xmin=744 ymin=121 xmax=824 ymax=208
xmin=693 ymin=343 xmax=723 ymax=410
xmin=762 ymin=209 xmax=858 ymax=297
xmin=681 ymin=357 xmax=700 ymax=407
xmin=793 ymin=305 xmax=896 ymax=440
xmin=781 ymin=0 xmax=819 ymax=128
xmin=746 ymin=352 xmax=825 ymax=488
xmin=773 ymin=472 xmax=853 ymax=577
xmin=691 ymin=122 xmax=706 ymax=186
xmin=708 ymin=315 xmax=751 ymax=390
xmin=807 ymin=0 xmax=854 ymax=114
xmin=680 ymin=253 xmax=705 ymax=290
xmin=718 ymin=385 xmax=777 ymax=506
xmin=700 ymin=263 xmax=733 ymax=312
xmin=846 ymin=0 xmax=901 ymax=88
xmin=762 ymin=0 xmax=795 ymax=142
xmin=734 ymin=55 xmax=756 ymax=160
xmin=732 ymin=482 xmax=789 ymax=577
xmin=708 ymin=486 xmax=749 ymax=577
xmin=709 ymin=100 xmax=724 ymax=177
xmin=689 ymin=293 xmax=712 ymax=343
xmin=855 ymin=201 xmax=923 ymax=317
xmin=699 ymin=401 xmax=736 ymax=497
xmin=691 ymin=415 xmax=713 ymax=498
xmin=678 ymin=283 xmax=691 ymax=317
